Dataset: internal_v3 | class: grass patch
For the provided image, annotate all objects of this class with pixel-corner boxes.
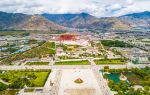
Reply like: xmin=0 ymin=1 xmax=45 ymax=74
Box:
xmin=24 ymin=88 xmax=34 ymax=92
xmin=55 ymin=60 xmax=90 ymax=65
xmin=94 ymin=58 xmax=126 ymax=65
xmin=0 ymin=70 xmax=50 ymax=88
xmin=26 ymin=62 xmax=49 ymax=65
xmin=0 ymin=90 xmax=19 ymax=95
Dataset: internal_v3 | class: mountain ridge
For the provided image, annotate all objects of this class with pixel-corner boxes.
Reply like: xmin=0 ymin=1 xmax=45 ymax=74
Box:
xmin=42 ymin=11 xmax=150 ymax=30
xmin=0 ymin=11 xmax=150 ymax=31
xmin=0 ymin=11 xmax=66 ymax=31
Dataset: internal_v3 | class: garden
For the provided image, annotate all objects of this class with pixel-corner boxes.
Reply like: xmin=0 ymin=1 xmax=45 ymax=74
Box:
xmin=55 ymin=60 xmax=90 ymax=65
xmin=0 ymin=70 xmax=51 ymax=91
xmin=102 ymin=66 xmax=150 ymax=95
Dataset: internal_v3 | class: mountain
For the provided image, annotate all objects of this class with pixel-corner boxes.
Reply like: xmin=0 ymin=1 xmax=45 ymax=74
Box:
xmin=84 ymin=17 xmax=131 ymax=30
xmin=0 ymin=11 xmax=30 ymax=30
xmin=123 ymin=11 xmax=150 ymax=18
xmin=42 ymin=13 xmax=99 ymax=28
xmin=0 ymin=11 xmax=66 ymax=31
xmin=13 ymin=15 xmax=66 ymax=31
xmin=42 ymin=13 xmax=131 ymax=30
xmin=0 ymin=11 xmax=150 ymax=31
xmin=42 ymin=12 xmax=150 ymax=30
xmin=119 ymin=11 xmax=150 ymax=29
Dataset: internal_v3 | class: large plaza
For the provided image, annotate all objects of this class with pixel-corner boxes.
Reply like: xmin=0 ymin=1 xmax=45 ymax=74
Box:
xmin=58 ymin=69 xmax=102 ymax=95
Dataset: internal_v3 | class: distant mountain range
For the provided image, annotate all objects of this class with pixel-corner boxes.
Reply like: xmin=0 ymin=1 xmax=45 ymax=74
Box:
xmin=0 ymin=11 xmax=65 ymax=31
xmin=0 ymin=11 xmax=150 ymax=31
xmin=42 ymin=11 xmax=150 ymax=30
xmin=119 ymin=11 xmax=150 ymax=29
xmin=42 ymin=13 xmax=99 ymax=28
xmin=42 ymin=13 xmax=130 ymax=30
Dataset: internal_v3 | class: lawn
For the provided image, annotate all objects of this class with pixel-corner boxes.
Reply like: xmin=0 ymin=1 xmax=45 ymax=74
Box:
xmin=26 ymin=62 xmax=49 ymax=65
xmin=55 ymin=60 xmax=90 ymax=65
xmin=0 ymin=90 xmax=19 ymax=95
xmin=24 ymin=88 xmax=34 ymax=92
xmin=0 ymin=70 xmax=50 ymax=87
xmin=94 ymin=58 xmax=126 ymax=65
xmin=30 ymin=72 xmax=49 ymax=87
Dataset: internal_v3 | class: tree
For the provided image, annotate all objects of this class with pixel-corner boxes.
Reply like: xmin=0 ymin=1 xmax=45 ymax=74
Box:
xmin=132 ymin=58 xmax=139 ymax=64
xmin=0 ymin=82 xmax=8 ymax=91
xmin=145 ymin=66 xmax=150 ymax=70
xmin=119 ymin=81 xmax=129 ymax=91
xmin=144 ymin=86 xmax=149 ymax=91
xmin=9 ymin=78 xmax=25 ymax=89
xmin=108 ymin=80 xmax=115 ymax=89
xmin=114 ymin=85 xmax=121 ymax=91
xmin=104 ymin=66 xmax=109 ymax=70
xmin=116 ymin=91 xmax=124 ymax=95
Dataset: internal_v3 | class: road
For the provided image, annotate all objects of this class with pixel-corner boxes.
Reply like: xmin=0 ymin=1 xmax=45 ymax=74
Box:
xmin=0 ymin=64 xmax=149 ymax=70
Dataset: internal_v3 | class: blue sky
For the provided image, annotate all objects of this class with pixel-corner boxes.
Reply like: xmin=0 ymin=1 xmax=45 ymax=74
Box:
xmin=0 ymin=0 xmax=150 ymax=17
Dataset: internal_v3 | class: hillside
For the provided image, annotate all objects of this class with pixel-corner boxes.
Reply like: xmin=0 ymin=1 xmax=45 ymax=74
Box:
xmin=119 ymin=11 xmax=150 ymax=29
xmin=42 ymin=13 xmax=99 ymax=28
xmin=13 ymin=15 xmax=66 ymax=31
xmin=0 ymin=11 xmax=150 ymax=31
xmin=42 ymin=12 xmax=150 ymax=30
xmin=42 ymin=13 xmax=131 ymax=30
xmin=0 ymin=11 xmax=30 ymax=30
xmin=0 ymin=11 xmax=66 ymax=31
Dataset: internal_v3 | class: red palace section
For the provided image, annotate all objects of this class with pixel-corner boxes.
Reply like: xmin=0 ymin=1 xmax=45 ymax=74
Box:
xmin=58 ymin=34 xmax=77 ymax=41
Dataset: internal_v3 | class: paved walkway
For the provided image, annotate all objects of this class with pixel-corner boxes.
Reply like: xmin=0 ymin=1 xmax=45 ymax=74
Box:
xmin=0 ymin=64 xmax=149 ymax=70
xmin=88 ymin=59 xmax=96 ymax=66
xmin=49 ymin=70 xmax=62 ymax=95
xmin=92 ymin=69 xmax=113 ymax=95
xmin=0 ymin=79 xmax=10 ymax=85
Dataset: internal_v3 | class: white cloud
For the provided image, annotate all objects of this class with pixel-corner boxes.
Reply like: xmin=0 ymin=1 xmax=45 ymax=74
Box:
xmin=0 ymin=0 xmax=149 ymax=17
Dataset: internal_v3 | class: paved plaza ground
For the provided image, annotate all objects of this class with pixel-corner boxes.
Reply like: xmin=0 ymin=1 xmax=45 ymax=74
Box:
xmin=58 ymin=69 xmax=103 ymax=95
